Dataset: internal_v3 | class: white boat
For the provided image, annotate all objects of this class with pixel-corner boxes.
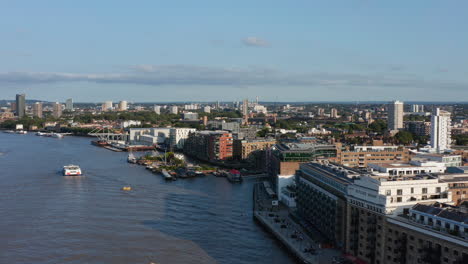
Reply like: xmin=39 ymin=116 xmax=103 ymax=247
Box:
xmin=63 ymin=165 xmax=82 ymax=176
xmin=36 ymin=132 xmax=46 ymax=136
xmin=52 ymin=133 xmax=63 ymax=138
xmin=127 ymin=153 xmax=137 ymax=163
xmin=162 ymin=169 xmax=173 ymax=180
xmin=16 ymin=130 xmax=27 ymax=134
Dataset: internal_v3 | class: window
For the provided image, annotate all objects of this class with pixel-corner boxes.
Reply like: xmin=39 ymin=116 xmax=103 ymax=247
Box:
xmin=411 ymin=187 xmax=414 ymax=194
xmin=397 ymin=189 xmax=403 ymax=195
xmin=436 ymin=187 xmax=441 ymax=193
xmin=386 ymin=190 xmax=391 ymax=196
xmin=397 ymin=197 xmax=402 ymax=203
xmin=422 ymin=188 xmax=428 ymax=194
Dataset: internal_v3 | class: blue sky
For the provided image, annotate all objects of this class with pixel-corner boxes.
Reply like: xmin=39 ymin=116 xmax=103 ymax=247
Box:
xmin=0 ymin=0 xmax=467 ymax=102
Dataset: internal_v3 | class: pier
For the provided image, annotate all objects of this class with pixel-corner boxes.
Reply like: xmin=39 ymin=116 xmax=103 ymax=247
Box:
xmin=253 ymin=183 xmax=341 ymax=264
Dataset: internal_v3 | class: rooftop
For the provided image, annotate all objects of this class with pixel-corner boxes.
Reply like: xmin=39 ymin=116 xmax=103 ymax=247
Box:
xmin=411 ymin=203 xmax=468 ymax=224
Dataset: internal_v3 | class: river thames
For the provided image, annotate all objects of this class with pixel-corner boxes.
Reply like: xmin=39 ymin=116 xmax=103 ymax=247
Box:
xmin=0 ymin=133 xmax=296 ymax=264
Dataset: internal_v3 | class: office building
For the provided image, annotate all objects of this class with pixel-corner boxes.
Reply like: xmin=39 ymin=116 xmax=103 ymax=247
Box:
xmin=388 ymin=100 xmax=404 ymax=131
xmin=15 ymin=94 xmax=26 ymax=118
xmin=32 ymin=102 xmax=43 ymax=118
xmin=65 ymin=98 xmax=73 ymax=111
xmin=52 ymin=102 xmax=62 ymax=118
xmin=118 ymin=101 xmax=128 ymax=111
xmin=431 ymin=108 xmax=452 ymax=153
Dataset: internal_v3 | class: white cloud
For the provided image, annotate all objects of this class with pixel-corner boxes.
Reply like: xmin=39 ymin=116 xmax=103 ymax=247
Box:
xmin=242 ymin=37 xmax=269 ymax=47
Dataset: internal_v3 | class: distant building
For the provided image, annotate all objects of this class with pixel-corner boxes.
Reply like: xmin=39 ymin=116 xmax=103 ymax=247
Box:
xmin=32 ymin=102 xmax=43 ymax=118
xmin=170 ymin=106 xmax=178 ymax=114
xmin=317 ymin=108 xmax=325 ymax=117
xmin=102 ymin=101 xmax=113 ymax=111
xmin=388 ymin=100 xmax=404 ymax=130
xmin=118 ymin=101 xmax=128 ymax=111
xmin=331 ymin=108 xmax=338 ymax=118
xmin=153 ymin=105 xmax=161 ymax=114
xmin=65 ymin=98 xmax=73 ymax=111
xmin=411 ymin=104 xmax=425 ymax=113
xmin=119 ymin=120 xmax=141 ymax=128
xmin=405 ymin=121 xmax=431 ymax=136
xmin=431 ymin=108 xmax=452 ymax=153
xmin=203 ymin=106 xmax=211 ymax=113
xmin=183 ymin=112 xmax=199 ymax=121
xmin=52 ymin=102 xmax=62 ymax=118
xmin=15 ymin=94 xmax=26 ymax=118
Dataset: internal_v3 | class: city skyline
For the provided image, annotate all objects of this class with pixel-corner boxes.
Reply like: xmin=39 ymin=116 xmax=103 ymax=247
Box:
xmin=1 ymin=1 xmax=468 ymax=102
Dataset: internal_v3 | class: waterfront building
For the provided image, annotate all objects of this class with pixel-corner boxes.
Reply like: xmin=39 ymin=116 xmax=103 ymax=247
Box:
xmin=431 ymin=108 xmax=452 ymax=153
xmin=52 ymin=102 xmax=62 ymax=118
xmin=118 ymin=101 xmax=128 ymax=111
xmin=332 ymin=143 xmax=410 ymax=169
xmin=183 ymin=131 xmax=233 ymax=161
xmin=388 ymin=100 xmax=404 ymax=131
xmin=153 ymin=105 xmax=161 ymax=114
xmin=170 ymin=106 xmax=178 ymax=114
xmin=65 ymin=98 xmax=73 ymax=111
xmin=32 ymin=102 xmax=43 ymax=118
xmin=267 ymin=141 xmax=337 ymax=195
xmin=169 ymin=128 xmax=197 ymax=150
xmin=15 ymin=94 xmax=26 ymax=118
xmin=119 ymin=120 xmax=141 ymax=129
xmin=183 ymin=112 xmax=199 ymax=121
xmin=233 ymin=138 xmax=276 ymax=160
xmin=128 ymin=128 xmax=171 ymax=145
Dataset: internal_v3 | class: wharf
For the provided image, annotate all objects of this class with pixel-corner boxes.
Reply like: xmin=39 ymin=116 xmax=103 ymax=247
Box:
xmin=253 ymin=183 xmax=340 ymax=264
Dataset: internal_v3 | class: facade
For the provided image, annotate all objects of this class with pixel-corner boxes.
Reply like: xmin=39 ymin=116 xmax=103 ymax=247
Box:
xmin=388 ymin=100 xmax=404 ymax=131
xmin=15 ymin=94 xmax=26 ymax=118
xmin=128 ymin=128 xmax=171 ymax=145
xmin=118 ymin=101 xmax=128 ymax=111
xmin=439 ymin=174 xmax=468 ymax=205
xmin=233 ymin=139 xmax=276 ymax=160
xmin=52 ymin=102 xmax=62 ymax=118
xmin=333 ymin=144 xmax=410 ymax=168
xmin=65 ymin=98 xmax=73 ymax=111
xmin=183 ymin=131 xmax=233 ymax=161
xmin=32 ymin=102 xmax=43 ymax=118
xmin=431 ymin=108 xmax=452 ymax=153
xmin=369 ymin=161 xmax=447 ymax=176
xmin=169 ymin=128 xmax=196 ymax=150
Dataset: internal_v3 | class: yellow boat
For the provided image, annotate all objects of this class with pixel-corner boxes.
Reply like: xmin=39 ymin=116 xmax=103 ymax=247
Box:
xmin=121 ymin=186 xmax=132 ymax=191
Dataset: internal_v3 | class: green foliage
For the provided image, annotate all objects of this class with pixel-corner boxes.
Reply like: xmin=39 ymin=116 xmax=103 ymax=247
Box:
xmin=368 ymin=119 xmax=387 ymax=133
xmin=453 ymin=134 xmax=468 ymax=146
xmin=395 ymin=131 xmax=413 ymax=144
xmin=256 ymin=127 xmax=270 ymax=137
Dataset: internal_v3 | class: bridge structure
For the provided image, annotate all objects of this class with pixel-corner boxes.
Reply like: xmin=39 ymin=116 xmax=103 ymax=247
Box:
xmin=88 ymin=126 xmax=128 ymax=142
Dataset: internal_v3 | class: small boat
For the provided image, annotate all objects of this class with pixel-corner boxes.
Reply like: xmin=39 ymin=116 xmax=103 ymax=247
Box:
xmin=162 ymin=169 xmax=173 ymax=181
xmin=227 ymin=169 xmax=242 ymax=183
xmin=52 ymin=133 xmax=63 ymax=138
xmin=121 ymin=186 xmax=132 ymax=191
xmin=127 ymin=153 xmax=137 ymax=163
xmin=16 ymin=130 xmax=27 ymax=134
xmin=63 ymin=165 xmax=82 ymax=176
xmin=36 ymin=132 xmax=46 ymax=136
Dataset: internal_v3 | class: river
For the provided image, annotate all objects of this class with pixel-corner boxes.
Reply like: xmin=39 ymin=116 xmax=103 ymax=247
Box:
xmin=0 ymin=133 xmax=295 ymax=264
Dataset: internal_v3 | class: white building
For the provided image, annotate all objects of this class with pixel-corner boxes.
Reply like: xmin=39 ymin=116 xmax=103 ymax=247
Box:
xmin=348 ymin=174 xmax=452 ymax=216
xmin=169 ymin=128 xmax=196 ymax=149
xmin=183 ymin=112 xmax=199 ymax=120
xmin=170 ymin=106 xmax=178 ymax=114
xmin=128 ymin=128 xmax=171 ymax=145
xmin=52 ymin=102 xmax=62 ymax=118
xmin=102 ymin=101 xmax=113 ymax=111
xmin=413 ymin=153 xmax=462 ymax=168
xmin=153 ymin=105 xmax=161 ymax=115
xmin=65 ymin=98 xmax=73 ymax=111
xmin=184 ymin=104 xmax=199 ymax=110
xmin=119 ymin=120 xmax=141 ymax=129
xmin=118 ymin=101 xmax=128 ymax=111
xmin=368 ymin=161 xmax=447 ymax=176
xmin=388 ymin=100 xmax=404 ymax=131
xmin=203 ymin=106 xmax=211 ymax=113
xmin=430 ymin=108 xmax=452 ymax=153
xmin=253 ymin=104 xmax=267 ymax=114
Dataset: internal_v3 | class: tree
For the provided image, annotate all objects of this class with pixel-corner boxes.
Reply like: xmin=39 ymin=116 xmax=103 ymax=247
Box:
xmin=368 ymin=119 xmax=387 ymax=133
xmin=395 ymin=131 xmax=413 ymax=145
